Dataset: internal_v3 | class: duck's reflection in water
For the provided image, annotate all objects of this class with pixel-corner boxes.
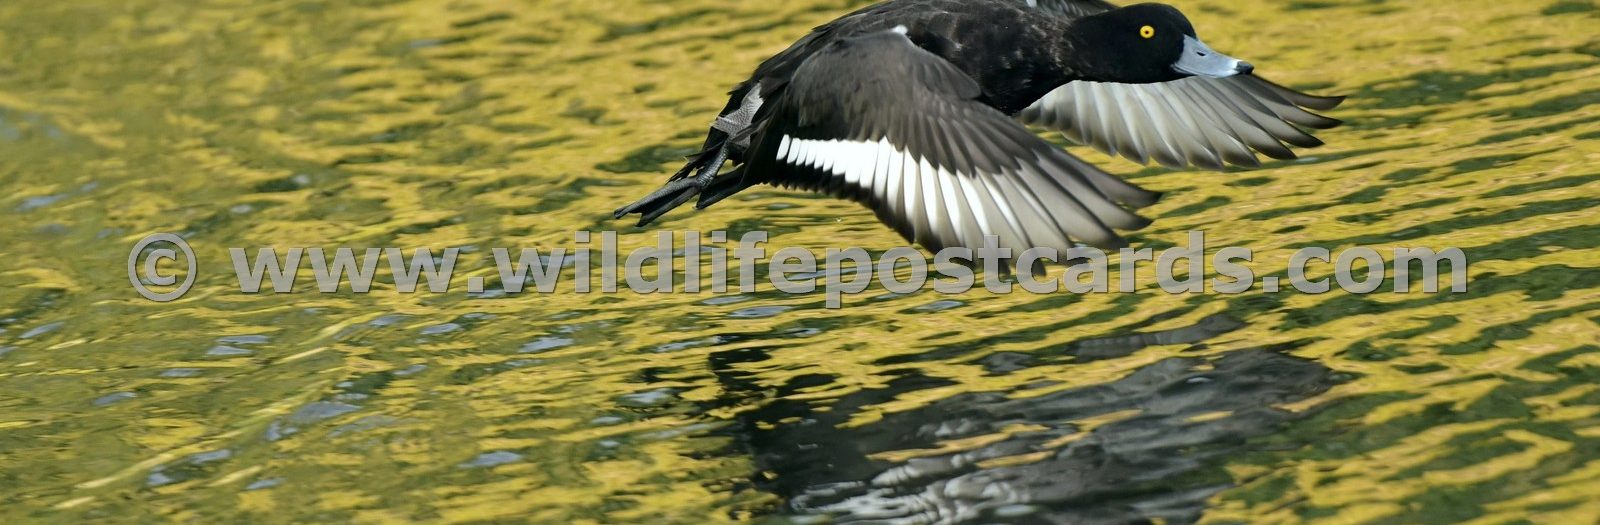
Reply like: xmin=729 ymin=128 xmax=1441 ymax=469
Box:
xmin=715 ymin=315 xmax=1337 ymax=524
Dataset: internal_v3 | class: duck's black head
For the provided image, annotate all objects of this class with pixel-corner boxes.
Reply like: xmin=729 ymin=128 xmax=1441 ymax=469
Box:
xmin=1064 ymin=3 xmax=1252 ymax=83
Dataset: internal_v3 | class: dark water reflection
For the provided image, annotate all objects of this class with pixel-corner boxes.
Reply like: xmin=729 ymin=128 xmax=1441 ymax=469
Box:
xmin=709 ymin=316 xmax=1341 ymax=524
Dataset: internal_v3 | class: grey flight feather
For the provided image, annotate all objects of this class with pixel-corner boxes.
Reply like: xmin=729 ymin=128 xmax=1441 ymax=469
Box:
xmin=1012 ymin=0 xmax=1345 ymax=169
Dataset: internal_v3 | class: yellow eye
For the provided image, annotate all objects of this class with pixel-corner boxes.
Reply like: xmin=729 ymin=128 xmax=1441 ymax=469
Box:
xmin=1140 ymin=25 xmax=1155 ymax=39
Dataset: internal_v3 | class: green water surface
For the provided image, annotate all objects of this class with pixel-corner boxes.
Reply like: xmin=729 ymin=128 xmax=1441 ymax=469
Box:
xmin=1 ymin=0 xmax=1598 ymax=523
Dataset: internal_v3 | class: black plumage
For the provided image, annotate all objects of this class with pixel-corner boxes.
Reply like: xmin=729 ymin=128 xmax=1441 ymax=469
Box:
xmin=614 ymin=0 xmax=1343 ymax=255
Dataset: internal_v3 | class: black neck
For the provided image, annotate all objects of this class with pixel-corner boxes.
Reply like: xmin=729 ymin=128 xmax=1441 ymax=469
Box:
xmin=978 ymin=16 xmax=1088 ymax=114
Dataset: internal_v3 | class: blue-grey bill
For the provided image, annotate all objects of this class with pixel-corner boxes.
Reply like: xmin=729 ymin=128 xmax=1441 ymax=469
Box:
xmin=1173 ymin=35 xmax=1250 ymax=78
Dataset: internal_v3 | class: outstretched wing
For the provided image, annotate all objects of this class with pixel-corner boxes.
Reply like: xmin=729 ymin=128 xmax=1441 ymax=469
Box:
xmin=1010 ymin=0 xmax=1345 ymax=170
xmin=741 ymin=29 xmax=1160 ymax=256
xmin=1017 ymin=76 xmax=1344 ymax=169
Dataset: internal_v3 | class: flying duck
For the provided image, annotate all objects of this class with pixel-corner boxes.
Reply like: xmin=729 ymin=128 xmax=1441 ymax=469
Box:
xmin=614 ymin=0 xmax=1342 ymax=255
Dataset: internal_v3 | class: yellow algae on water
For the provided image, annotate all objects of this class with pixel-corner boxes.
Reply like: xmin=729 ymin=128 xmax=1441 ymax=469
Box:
xmin=0 ymin=0 xmax=1598 ymax=523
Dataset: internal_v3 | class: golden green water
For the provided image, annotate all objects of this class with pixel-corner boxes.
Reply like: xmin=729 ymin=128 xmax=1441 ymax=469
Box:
xmin=1 ymin=0 xmax=1598 ymax=523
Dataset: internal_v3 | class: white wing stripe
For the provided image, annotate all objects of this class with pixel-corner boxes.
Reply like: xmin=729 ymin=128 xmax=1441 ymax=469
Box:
xmin=873 ymin=138 xmax=892 ymax=196
xmin=774 ymin=136 xmax=1145 ymax=251
xmin=780 ymin=138 xmax=907 ymax=190
xmin=954 ymin=173 xmax=994 ymax=240
xmin=776 ymin=135 xmax=792 ymax=160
